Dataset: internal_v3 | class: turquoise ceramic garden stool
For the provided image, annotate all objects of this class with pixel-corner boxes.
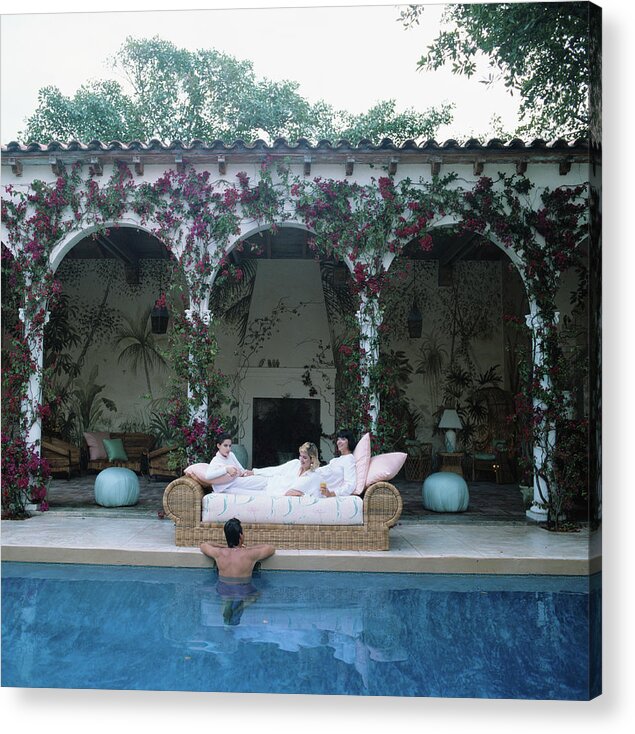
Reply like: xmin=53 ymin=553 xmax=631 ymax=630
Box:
xmin=94 ymin=467 xmax=140 ymax=507
xmin=422 ymin=471 xmax=469 ymax=512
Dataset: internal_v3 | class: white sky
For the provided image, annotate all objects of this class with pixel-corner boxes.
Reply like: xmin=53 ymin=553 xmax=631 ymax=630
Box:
xmin=1 ymin=0 xmax=528 ymax=144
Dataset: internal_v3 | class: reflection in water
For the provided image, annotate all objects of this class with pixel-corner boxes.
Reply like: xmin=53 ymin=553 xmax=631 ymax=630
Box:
xmin=216 ymin=579 xmax=260 ymax=626
xmin=1 ymin=563 xmax=600 ymax=699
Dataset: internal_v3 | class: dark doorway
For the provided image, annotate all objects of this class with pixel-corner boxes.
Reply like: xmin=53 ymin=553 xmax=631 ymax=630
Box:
xmin=252 ymin=397 xmax=321 ymax=468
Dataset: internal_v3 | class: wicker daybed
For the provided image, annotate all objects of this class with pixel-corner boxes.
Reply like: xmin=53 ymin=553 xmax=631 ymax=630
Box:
xmin=162 ymin=476 xmax=403 ymax=550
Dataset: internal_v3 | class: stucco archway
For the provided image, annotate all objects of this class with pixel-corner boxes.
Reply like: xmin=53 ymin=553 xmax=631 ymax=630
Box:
xmin=43 ymin=222 xmax=177 ymax=447
xmin=379 ymin=227 xmax=529 ymax=473
xmin=211 ymin=223 xmax=354 ymax=464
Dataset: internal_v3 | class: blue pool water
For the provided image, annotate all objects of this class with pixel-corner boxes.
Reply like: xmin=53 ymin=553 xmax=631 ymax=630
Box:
xmin=1 ymin=562 xmax=601 ymax=700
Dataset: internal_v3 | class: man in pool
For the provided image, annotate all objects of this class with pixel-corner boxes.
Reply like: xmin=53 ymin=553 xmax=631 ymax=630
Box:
xmin=200 ymin=518 xmax=275 ymax=624
xmin=200 ymin=517 xmax=275 ymax=577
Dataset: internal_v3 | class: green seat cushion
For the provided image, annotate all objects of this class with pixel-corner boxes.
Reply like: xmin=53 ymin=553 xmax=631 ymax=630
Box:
xmin=103 ymin=437 xmax=129 ymax=462
xmin=474 ymin=452 xmax=496 ymax=461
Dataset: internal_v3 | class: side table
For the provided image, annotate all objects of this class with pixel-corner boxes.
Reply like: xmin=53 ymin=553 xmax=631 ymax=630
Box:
xmin=438 ymin=452 xmax=464 ymax=477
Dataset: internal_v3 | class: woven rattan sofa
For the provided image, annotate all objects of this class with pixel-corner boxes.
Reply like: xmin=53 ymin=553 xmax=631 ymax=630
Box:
xmin=85 ymin=432 xmax=156 ymax=474
xmin=162 ymin=476 xmax=403 ymax=550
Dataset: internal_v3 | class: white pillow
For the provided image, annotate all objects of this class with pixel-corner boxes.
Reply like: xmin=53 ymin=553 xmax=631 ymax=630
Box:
xmin=184 ymin=463 xmax=226 ymax=486
xmin=365 ymin=452 xmax=407 ymax=485
xmin=352 ymin=433 xmax=371 ymax=495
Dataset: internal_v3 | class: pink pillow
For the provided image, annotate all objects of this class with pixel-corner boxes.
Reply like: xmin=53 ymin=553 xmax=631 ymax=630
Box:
xmin=352 ymin=433 xmax=371 ymax=495
xmin=84 ymin=431 xmax=110 ymax=461
xmin=184 ymin=463 xmax=226 ymax=486
xmin=365 ymin=452 xmax=407 ymax=485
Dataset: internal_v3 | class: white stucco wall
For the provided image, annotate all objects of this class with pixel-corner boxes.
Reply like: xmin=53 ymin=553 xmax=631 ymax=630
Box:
xmin=3 ymin=147 xmax=593 ymax=464
xmin=215 ymin=258 xmax=336 ymax=462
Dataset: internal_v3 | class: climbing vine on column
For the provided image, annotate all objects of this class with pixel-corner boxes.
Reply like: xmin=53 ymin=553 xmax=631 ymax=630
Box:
xmin=2 ymin=158 xmax=591 ymax=525
xmin=0 ymin=161 xmax=284 ymax=515
xmin=460 ymin=174 xmax=590 ymax=528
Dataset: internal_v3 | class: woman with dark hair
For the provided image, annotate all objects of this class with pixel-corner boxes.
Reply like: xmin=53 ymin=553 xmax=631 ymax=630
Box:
xmin=335 ymin=429 xmax=357 ymax=453
xmin=316 ymin=429 xmax=358 ymax=497
xmin=189 ymin=432 xmax=267 ymax=494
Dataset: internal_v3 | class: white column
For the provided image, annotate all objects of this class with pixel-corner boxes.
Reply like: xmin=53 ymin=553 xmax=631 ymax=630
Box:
xmin=356 ymin=292 xmax=383 ymax=431
xmin=525 ymin=305 xmax=559 ymax=522
xmin=19 ymin=304 xmax=49 ymax=448
xmin=184 ymin=302 xmax=212 ymax=425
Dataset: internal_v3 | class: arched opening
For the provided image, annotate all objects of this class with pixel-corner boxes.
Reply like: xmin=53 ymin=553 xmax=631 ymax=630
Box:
xmin=42 ymin=225 xmax=178 ymax=453
xmin=212 ymin=224 xmax=354 ymax=465
xmin=381 ymin=228 xmax=530 ymax=488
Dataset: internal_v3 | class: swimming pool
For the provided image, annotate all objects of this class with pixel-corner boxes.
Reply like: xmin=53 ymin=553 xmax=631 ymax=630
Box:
xmin=1 ymin=562 xmax=601 ymax=700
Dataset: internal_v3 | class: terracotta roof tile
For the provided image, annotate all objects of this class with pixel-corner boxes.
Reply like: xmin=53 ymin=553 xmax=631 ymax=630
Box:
xmin=2 ymin=136 xmax=597 ymax=156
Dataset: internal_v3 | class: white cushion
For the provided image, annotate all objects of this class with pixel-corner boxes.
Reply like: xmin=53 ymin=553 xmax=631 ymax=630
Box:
xmin=184 ymin=462 xmax=226 ymax=485
xmin=352 ymin=432 xmax=371 ymax=495
xmin=202 ymin=492 xmax=364 ymax=525
xmin=365 ymin=452 xmax=407 ymax=484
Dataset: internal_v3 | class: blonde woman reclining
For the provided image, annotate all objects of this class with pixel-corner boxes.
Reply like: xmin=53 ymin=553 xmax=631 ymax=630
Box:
xmin=253 ymin=442 xmax=322 ymax=497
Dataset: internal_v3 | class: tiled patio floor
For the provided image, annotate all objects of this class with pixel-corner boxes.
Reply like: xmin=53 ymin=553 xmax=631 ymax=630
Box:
xmin=2 ymin=511 xmax=600 ymax=575
xmin=41 ymin=473 xmax=529 ymax=524
xmin=2 ymin=472 xmax=601 ymax=575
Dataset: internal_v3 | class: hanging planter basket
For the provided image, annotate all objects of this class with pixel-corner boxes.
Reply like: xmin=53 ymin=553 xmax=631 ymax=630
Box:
xmin=151 ymin=306 xmax=170 ymax=334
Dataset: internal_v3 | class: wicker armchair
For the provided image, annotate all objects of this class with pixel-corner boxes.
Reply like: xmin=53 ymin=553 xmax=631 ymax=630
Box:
xmin=41 ymin=436 xmax=81 ymax=479
xmin=471 ymin=425 xmax=503 ymax=480
xmin=469 ymin=387 xmax=516 ymax=484
xmin=403 ymin=442 xmax=433 ymax=481
xmin=146 ymin=445 xmax=182 ymax=481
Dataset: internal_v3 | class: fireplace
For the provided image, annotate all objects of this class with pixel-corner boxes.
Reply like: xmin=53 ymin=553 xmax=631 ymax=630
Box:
xmin=252 ymin=397 xmax=321 ymax=468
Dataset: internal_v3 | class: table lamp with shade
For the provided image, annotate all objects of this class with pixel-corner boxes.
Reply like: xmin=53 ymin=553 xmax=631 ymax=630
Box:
xmin=438 ymin=408 xmax=462 ymax=452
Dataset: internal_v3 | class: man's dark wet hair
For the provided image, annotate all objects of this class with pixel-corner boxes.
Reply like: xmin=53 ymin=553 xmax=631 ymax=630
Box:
xmin=224 ymin=518 xmax=243 ymax=547
xmin=216 ymin=432 xmax=232 ymax=446
xmin=336 ymin=428 xmax=358 ymax=452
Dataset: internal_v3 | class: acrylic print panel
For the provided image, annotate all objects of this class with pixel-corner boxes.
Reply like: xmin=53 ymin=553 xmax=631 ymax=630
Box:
xmin=0 ymin=0 xmax=601 ymax=712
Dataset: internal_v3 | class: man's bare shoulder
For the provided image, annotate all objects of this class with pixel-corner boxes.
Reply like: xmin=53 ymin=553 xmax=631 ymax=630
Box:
xmin=200 ymin=541 xmax=274 ymax=564
xmin=200 ymin=542 xmax=226 ymax=559
xmin=243 ymin=544 xmax=275 ymax=560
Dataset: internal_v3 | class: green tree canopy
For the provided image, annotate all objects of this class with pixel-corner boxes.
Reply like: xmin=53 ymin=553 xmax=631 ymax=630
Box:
xmin=19 ymin=36 xmax=453 ymax=146
xmin=401 ymin=2 xmax=600 ymax=142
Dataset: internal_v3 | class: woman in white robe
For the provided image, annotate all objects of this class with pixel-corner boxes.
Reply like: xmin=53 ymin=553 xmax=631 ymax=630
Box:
xmin=253 ymin=442 xmax=322 ymax=497
xmin=199 ymin=433 xmax=268 ymax=494
xmin=316 ymin=429 xmax=358 ymax=496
